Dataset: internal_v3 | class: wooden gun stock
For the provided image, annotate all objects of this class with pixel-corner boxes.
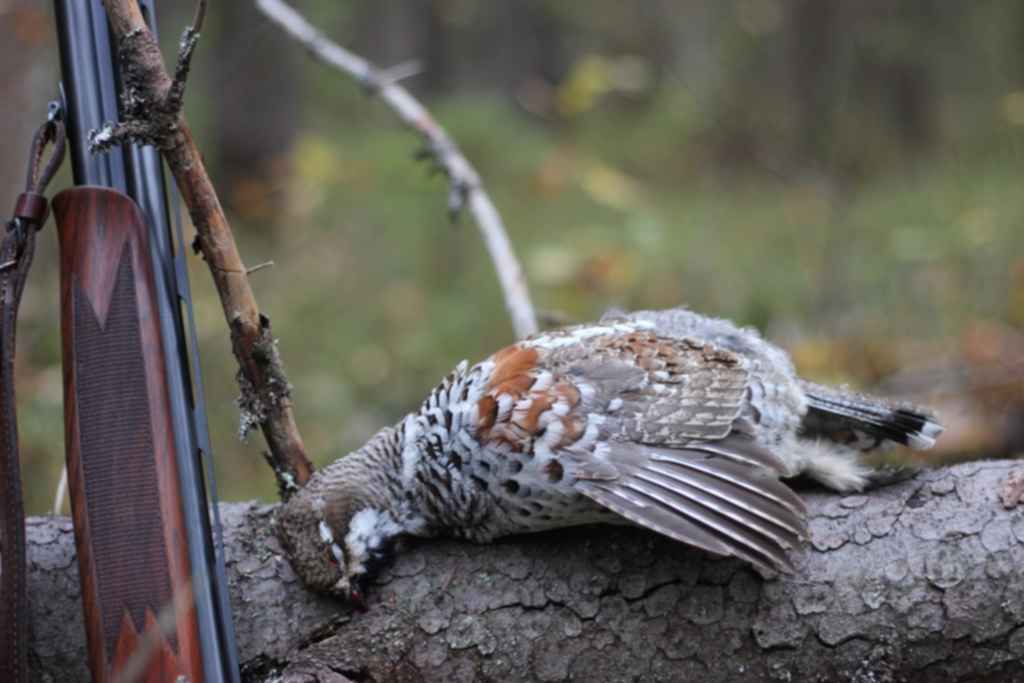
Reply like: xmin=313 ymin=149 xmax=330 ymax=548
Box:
xmin=54 ymin=186 xmax=204 ymax=682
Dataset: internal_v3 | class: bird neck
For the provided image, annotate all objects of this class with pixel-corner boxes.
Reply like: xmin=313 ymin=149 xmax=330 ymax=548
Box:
xmin=308 ymin=426 xmax=406 ymax=521
xmin=398 ymin=359 xmax=484 ymax=485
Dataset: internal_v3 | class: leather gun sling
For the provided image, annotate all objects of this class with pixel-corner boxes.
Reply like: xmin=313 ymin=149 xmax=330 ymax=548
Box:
xmin=0 ymin=119 xmax=65 ymax=683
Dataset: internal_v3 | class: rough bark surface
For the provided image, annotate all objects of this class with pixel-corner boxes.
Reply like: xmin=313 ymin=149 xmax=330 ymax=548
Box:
xmin=27 ymin=461 xmax=1024 ymax=682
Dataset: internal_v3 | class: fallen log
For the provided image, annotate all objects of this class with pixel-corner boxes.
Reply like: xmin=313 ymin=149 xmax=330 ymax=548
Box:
xmin=27 ymin=460 xmax=1024 ymax=681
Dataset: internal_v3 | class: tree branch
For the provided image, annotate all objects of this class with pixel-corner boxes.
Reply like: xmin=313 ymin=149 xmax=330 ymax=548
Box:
xmin=98 ymin=0 xmax=314 ymax=496
xmin=28 ymin=461 xmax=1024 ymax=681
xmin=254 ymin=0 xmax=539 ymax=339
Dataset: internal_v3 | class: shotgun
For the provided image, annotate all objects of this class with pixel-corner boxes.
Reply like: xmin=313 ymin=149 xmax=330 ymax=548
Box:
xmin=51 ymin=1 xmax=239 ymax=680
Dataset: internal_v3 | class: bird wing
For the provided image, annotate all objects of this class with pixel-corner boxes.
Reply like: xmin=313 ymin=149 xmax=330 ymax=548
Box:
xmin=475 ymin=324 xmax=808 ymax=572
xmin=574 ymin=437 xmax=807 ymax=573
xmin=524 ymin=324 xmax=753 ymax=444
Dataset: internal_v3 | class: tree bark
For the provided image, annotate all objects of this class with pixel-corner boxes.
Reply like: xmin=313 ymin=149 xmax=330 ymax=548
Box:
xmin=27 ymin=460 xmax=1024 ymax=682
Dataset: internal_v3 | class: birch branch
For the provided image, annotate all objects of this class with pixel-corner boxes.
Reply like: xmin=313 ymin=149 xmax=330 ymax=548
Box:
xmin=98 ymin=0 xmax=314 ymax=497
xmin=254 ymin=0 xmax=539 ymax=339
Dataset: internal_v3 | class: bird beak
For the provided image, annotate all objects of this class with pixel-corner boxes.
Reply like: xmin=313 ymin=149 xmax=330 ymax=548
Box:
xmin=349 ymin=587 xmax=367 ymax=612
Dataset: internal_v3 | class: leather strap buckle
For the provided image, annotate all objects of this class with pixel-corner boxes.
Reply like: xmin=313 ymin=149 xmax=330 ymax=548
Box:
xmin=12 ymin=193 xmax=48 ymax=230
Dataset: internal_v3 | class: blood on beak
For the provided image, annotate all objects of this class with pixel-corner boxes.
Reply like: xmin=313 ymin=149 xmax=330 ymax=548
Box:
xmin=349 ymin=587 xmax=368 ymax=612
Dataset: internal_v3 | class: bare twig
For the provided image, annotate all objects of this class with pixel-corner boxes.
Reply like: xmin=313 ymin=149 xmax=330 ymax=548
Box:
xmin=100 ymin=0 xmax=314 ymax=497
xmin=52 ymin=466 xmax=68 ymax=516
xmin=246 ymin=260 xmax=275 ymax=275
xmin=190 ymin=0 xmax=207 ymax=34
xmin=376 ymin=59 xmax=423 ymax=86
xmin=254 ymin=0 xmax=539 ymax=339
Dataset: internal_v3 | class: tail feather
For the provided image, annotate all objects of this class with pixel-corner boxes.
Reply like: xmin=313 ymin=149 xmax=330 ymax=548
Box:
xmin=799 ymin=380 xmax=942 ymax=451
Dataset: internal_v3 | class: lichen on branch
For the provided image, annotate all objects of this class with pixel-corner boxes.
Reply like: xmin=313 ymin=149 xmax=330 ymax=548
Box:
xmin=89 ymin=11 xmax=200 ymax=153
xmin=98 ymin=0 xmax=314 ymax=496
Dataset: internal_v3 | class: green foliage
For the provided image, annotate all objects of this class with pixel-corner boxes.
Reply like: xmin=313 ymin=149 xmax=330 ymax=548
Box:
xmin=15 ymin=1 xmax=1024 ymax=510
xmin=187 ymin=96 xmax=1023 ymax=503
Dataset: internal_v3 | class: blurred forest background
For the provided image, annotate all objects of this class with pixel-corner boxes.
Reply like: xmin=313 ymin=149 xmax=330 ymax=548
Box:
xmin=2 ymin=0 xmax=1024 ymax=512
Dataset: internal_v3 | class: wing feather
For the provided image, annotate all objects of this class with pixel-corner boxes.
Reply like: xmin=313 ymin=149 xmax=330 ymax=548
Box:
xmin=582 ymin=483 xmax=738 ymax=559
xmin=648 ymin=449 xmax=806 ymax=517
xmin=642 ymin=464 xmax=805 ymax=537
xmin=576 ymin=437 xmax=807 ymax=573
xmin=624 ymin=475 xmax=796 ymax=569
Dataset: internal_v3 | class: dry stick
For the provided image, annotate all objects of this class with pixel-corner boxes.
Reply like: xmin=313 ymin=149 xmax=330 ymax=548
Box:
xmin=98 ymin=0 xmax=314 ymax=497
xmin=52 ymin=466 xmax=68 ymax=516
xmin=254 ymin=0 xmax=539 ymax=339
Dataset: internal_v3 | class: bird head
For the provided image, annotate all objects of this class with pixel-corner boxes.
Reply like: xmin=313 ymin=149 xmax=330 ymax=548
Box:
xmin=276 ymin=429 xmax=410 ymax=608
xmin=278 ymin=491 xmax=403 ymax=608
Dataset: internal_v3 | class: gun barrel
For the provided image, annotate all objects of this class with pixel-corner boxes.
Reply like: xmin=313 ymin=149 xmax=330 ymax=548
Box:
xmin=52 ymin=1 xmax=239 ymax=680
xmin=53 ymin=0 xmax=125 ymax=188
